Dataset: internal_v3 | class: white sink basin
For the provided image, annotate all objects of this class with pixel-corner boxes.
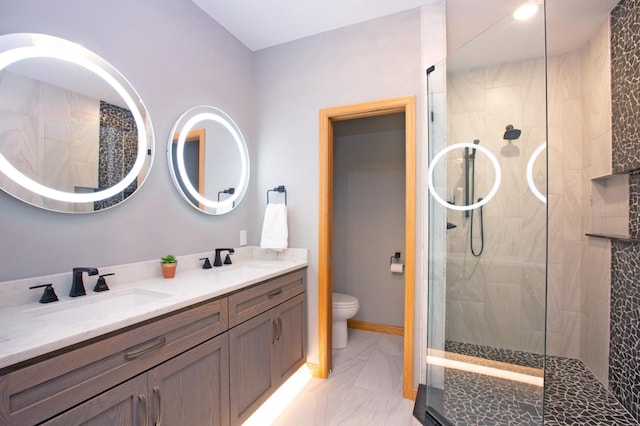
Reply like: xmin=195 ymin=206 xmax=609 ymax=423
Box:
xmin=23 ymin=288 xmax=174 ymax=324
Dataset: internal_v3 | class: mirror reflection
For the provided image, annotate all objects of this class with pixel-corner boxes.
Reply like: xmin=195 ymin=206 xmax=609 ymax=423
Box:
xmin=168 ymin=106 xmax=249 ymax=215
xmin=0 ymin=33 xmax=154 ymax=213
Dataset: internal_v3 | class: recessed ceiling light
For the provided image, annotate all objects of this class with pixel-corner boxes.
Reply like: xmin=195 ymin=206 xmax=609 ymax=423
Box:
xmin=513 ymin=2 xmax=539 ymax=20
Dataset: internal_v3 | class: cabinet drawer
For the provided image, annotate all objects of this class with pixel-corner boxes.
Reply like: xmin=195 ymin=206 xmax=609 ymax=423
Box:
xmin=0 ymin=297 xmax=228 ymax=426
xmin=228 ymin=269 xmax=305 ymax=328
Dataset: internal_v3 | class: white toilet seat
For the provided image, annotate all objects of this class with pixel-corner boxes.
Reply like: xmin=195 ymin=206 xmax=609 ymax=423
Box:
xmin=333 ymin=292 xmax=359 ymax=308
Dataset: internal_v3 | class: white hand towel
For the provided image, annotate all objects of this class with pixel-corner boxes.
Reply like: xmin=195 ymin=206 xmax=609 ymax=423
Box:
xmin=260 ymin=203 xmax=288 ymax=251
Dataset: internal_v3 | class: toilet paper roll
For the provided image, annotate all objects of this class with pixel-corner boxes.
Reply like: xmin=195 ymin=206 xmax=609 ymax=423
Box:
xmin=390 ymin=263 xmax=404 ymax=274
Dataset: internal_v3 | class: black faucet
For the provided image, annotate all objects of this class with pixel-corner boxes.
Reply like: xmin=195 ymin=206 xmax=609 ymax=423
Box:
xmin=213 ymin=248 xmax=235 ymax=267
xmin=70 ymin=267 xmax=99 ymax=297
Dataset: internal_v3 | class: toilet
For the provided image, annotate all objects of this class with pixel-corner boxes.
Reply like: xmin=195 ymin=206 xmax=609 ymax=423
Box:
xmin=332 ymin=292 xmax=360 ymax=349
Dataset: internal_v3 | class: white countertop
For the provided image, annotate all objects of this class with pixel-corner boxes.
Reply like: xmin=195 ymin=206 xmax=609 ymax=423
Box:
xmin=0 ymin=247 xmax=307 ymax=370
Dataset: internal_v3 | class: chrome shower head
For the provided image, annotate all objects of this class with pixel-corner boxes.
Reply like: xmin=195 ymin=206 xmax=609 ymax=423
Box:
xmin=504 ymin=124 xmax=521 ymax=141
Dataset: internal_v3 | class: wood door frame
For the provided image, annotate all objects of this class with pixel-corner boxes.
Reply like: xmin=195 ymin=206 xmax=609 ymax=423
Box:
xmin=172 ymin=129 xmax=206 ymax=209
xmin=318 ymin=95 xmax=416 ymax=399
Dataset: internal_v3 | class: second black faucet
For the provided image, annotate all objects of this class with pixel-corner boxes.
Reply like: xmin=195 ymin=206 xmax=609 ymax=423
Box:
xmin=213 ymin=248 xmax=234 ymax=267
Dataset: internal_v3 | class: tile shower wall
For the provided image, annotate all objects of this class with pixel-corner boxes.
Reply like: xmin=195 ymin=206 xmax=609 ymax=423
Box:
xmin=94 ymin=101 xmax=138 ymax=210
xmin=580 ymin=16 xmax=613 ymax=385
xmin=608 ymin=0 xmax=640 ymax=421
xmin=445 ymin=52 xmax=580 ymax=357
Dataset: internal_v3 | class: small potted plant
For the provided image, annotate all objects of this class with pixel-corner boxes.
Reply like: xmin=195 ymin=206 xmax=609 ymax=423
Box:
xmin=160 ymin=254 xmax=177 ymax=279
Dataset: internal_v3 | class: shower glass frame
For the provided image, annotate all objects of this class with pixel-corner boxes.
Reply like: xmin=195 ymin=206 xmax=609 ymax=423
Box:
xmin=425 ymin=3 xmax=549 ymax=424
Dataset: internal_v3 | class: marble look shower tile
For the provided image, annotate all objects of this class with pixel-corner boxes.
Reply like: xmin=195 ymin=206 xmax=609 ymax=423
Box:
xmin=590 ymin=130 xmax=612 ymax=178
xmin=562 ymin=99 xmax=583 ymax=171
xmin=561 ymin=242 xmax=582 ymax=313
xmin=582 ymin=238 xmax=611 ymax=302
xmin=448 ymin=70 xmax=484 ymax=113
xmin=521 ymin=213 xmax=546 ymax=264
xmin=445 ymin=300 xmax=484 ymax=345
xmin=447 ymin=110 xmax=485 ymax=144
xmin=559 ymin=311 xmax=580 ymax=359
xmin=446 ymin=259 xmax=485 ymax=302
xmin=483 ymin=217 xmax=521 ymax=259
xmin=484 ymin=259 xmax=523 ymax=286
xmin=562 ymin=170 xmax=583 ymax=241
xmin=546 ymin=263 xmax=563 ymax=334
xmin=521 ymin=265 xmax=546 ymax=332
xmin=584 ymin=20 xmax=612 ymax=145
xmin=583 ymin=297 xmax=610 ymax=385
xmin=546 ymin=57 xmax=564 ymax=126
xmin=485 ymin=61 xmax=524 ymax=89
xmin=547 ymin=125 xmax=564 ymax=195
xmin=558 ymin=51 xmax=583 ymax=101
xmin=521 ymin=58 xmax=547 ymax=128
xmin=484 ymin=85 xmax=523 ymax=141
xmin=547 ymin=194 xmax=564 ymax=264
xmin=484 ymin=282 xmax=521 ymax=349
xmin=519 ymin=329 xmax=545 ymax=354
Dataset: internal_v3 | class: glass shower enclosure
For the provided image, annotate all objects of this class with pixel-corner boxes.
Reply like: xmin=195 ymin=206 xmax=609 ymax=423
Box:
xmin=425 ymin=4 xmax=548 ymax=425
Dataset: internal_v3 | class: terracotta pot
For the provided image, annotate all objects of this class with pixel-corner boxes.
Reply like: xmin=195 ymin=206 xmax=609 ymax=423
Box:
xmin=161 ymin=262 xmax=177 ymax=279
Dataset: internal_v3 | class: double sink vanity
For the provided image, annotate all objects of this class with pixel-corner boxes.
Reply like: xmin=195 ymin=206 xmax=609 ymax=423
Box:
xmin=0 ymin=247 xmax=307 ymax=425
xmin=0 ymin=31 xmax=302 ymax=426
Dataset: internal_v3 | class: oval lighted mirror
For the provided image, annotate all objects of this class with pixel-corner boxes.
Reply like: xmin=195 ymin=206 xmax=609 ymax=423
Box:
xmin=168 ymin=106 xmax=250 ymax=215
xmin=0 ymin=33 xmax=154 ymax=213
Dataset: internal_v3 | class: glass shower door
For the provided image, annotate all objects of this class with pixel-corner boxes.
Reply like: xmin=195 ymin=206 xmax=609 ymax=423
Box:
xmin=425 ymin=4 xmax=548 ymax=425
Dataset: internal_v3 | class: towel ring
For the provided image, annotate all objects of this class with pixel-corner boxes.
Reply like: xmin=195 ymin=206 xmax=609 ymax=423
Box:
xmin=267 ymin=185 xmax=287 ymax=205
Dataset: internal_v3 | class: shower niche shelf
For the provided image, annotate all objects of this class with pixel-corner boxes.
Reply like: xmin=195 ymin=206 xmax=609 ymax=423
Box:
xmin=587 ymin=173 xmax=630 ymax=240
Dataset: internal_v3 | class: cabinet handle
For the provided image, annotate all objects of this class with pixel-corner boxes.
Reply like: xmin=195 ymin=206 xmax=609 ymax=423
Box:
xmin=267 ymin=288 xmax=283 ymax=299
xmin=138 ymin=394 xmax=148 ymax=426
xmin=154 ymin=386 xmax=163 ymax=426
xmin=272 ymin=320 xmax=278 ymax=344
xmin=125 ymin=337 xmax=166 ymax=360
xmin=277 ymin=317 xmax=283 ymax=342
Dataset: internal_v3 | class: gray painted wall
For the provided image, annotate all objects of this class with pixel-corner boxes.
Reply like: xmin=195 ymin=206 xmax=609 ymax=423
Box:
xmin=0 ymin=0 xmax=256 ymax=281
xmin=252 ymin=8 xmax=423 ymax=369
xmin=333 ymin=114 xmax=406 ymax=327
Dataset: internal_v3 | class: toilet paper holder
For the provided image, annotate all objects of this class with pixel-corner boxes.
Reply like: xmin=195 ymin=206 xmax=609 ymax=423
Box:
xmin=390 ymin=252 xmax=402 ymax=265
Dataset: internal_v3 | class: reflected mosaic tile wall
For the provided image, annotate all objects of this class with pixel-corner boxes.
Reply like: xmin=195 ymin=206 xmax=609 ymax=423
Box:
xmin=94 ymin=101 xmax=138 ymax=210
xmin=611 ymin=0 xmax=640 ymax=173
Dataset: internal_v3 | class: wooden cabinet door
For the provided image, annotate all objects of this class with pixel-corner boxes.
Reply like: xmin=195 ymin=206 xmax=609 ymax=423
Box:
xmin=148 ymin=333 xmax=230 ymax=426
xmin=228 ymin=309 xmax=276 ymax=425
xmin=40 ymin=374 xmax=148 ymax=426
xmin=274 ymin=293 xmax=306 ymax=383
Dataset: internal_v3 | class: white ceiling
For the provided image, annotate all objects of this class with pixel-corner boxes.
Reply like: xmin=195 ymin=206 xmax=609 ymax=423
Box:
xmin=193 ymin=0 xmax=620 ymax=56
xmin=192 ymin=0 xmax=438 ymax=51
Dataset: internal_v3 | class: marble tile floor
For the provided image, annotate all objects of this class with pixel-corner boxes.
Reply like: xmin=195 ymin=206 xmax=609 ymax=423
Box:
xmin=270 ymin=329 xmax=419 ymax=426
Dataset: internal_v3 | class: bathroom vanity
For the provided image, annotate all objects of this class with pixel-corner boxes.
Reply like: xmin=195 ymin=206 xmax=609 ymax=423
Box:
xmin=0 ymin=248 xmax=307 ymax=426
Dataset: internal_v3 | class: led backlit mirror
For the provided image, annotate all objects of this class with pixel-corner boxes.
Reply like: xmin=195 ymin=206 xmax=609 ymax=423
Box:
xmin=0 ymin=33 xmax=154 ymax=213
xmin=168 ymin=106 xmax=249 ymax=215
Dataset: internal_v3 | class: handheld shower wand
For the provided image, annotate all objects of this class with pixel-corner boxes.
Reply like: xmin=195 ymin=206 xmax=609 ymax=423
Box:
xmin=464 ymin=139 xmax=481 ymax=217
